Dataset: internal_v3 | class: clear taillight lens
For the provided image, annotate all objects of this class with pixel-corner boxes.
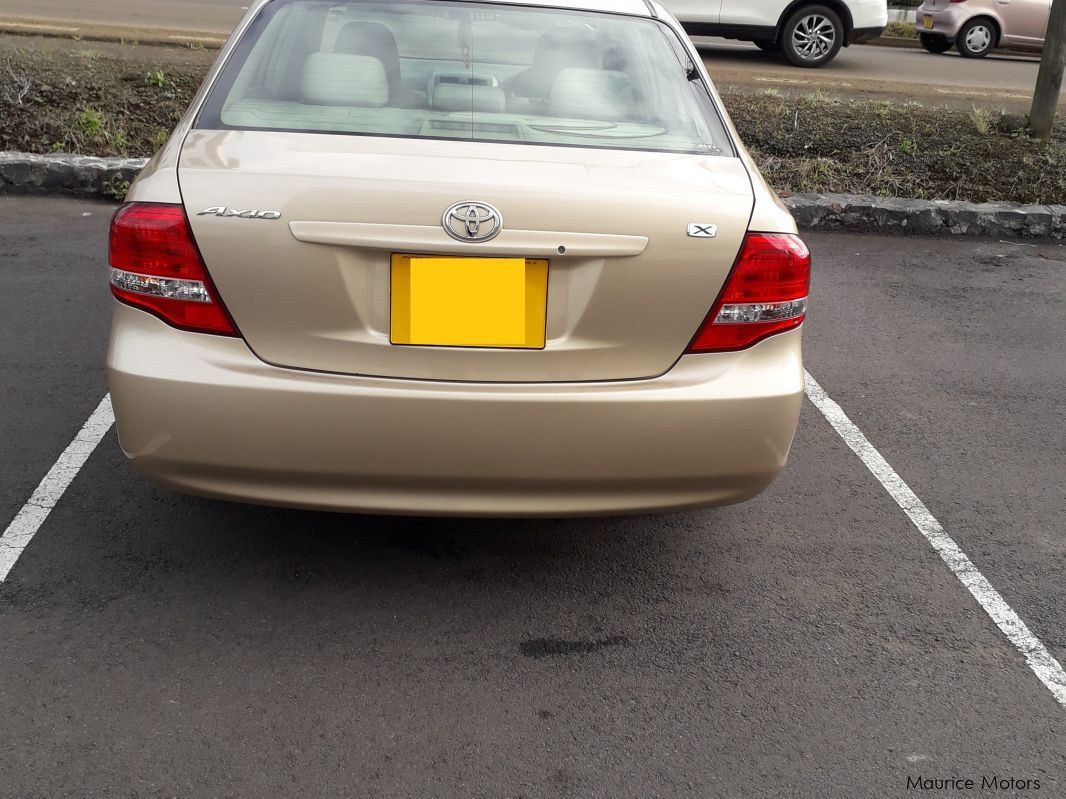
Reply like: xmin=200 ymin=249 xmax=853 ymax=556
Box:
xmin=686 ymin=232 xmax=811 ymax=353
xmin=109 ymin=203 xmax=239 ymax=336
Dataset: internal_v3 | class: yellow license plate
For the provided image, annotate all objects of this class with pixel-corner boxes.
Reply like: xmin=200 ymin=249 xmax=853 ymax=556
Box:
xmin=923 ymin=15 xmax=934 ymax=29
xmin=391 ymin=254 xmax=548 ymax=348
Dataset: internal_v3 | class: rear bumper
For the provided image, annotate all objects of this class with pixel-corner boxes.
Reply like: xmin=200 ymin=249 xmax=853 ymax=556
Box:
xmin=850 ymin=25 xmax=886 ymax=44
xmin=916 ymin=6 xmax=970 ymax=38
xmin=850 ymin=0 xmax=890 ymax=36
xmin=107 ymin=304 xmax=804 ymax=517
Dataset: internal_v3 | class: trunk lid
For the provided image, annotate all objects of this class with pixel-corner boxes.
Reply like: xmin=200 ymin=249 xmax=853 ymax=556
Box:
xmin=179 ymin=130 xmax=754 ymax=382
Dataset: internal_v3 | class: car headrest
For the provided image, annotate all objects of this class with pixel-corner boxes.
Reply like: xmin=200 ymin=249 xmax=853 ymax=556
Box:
xmin=431 ymin=84 xmax=506 ymax=113
xmin=301 ymin=52 xmax=389 ymax=107
xmin=334 ymin=21 xmax=401 ymax=94
xmin=549 ymin=68 xmax=633 ymax=121
xmin=510 ymin=30 xmax=600 ymax=101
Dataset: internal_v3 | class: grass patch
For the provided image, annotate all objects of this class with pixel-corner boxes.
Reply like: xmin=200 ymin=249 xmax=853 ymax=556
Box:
xmin=883 ymin=21 xmax=918 ymax=39
xmin=0 ymin=36 xmax=1063 ymax=204
xmin=0 ymin=37 xmax=202 ymax=158
xmin=723 ymin=90 xmax=1066 ymax=203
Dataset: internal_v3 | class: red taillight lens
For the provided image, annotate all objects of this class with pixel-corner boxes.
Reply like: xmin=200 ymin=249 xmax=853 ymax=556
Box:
xmin=109 ymin=203 xmax=238 ymax=336
xmin=686 ymin=232 xmax=810 ymax=353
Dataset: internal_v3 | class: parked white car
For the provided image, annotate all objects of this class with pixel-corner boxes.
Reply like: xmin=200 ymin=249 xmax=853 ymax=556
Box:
xmin=662 ymin=0 xmax=888 ymax=67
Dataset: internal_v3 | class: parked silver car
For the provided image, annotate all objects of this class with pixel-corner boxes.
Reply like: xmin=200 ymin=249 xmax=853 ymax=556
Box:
xmin=917 ymin=0 xmax=1050 ymax=57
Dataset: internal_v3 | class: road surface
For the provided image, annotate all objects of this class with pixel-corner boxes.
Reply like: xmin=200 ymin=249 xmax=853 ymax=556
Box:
xmin=0 ymin=0 xmax=1052 ymax=109
xmin=0 ymin=0 xmax=245 ymax=37
xmin=1 ymin=195 xmax=1064 ymax=796
xmin=696 ymin=37 xmax=1049 ymax=110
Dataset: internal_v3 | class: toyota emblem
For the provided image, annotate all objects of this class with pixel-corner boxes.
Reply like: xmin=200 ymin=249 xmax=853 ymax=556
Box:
xmin=442 ymin=201 xmax=503 ymax=243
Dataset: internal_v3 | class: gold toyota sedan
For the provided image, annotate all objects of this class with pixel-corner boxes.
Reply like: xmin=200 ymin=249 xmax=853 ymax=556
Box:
xmin=107 ymin=0 xmax=809 ymax=516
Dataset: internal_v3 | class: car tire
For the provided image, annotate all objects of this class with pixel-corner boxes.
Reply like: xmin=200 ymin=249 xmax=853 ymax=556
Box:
xmin=918 ymin=33 xmax=952 ymax=54
xmin=780 ymin=5 xmax=844 ymax=68
xmin=956 ymin=18 xmax=996 ymax=58
xmin=754 ymin=38 xmax=779 ymax=54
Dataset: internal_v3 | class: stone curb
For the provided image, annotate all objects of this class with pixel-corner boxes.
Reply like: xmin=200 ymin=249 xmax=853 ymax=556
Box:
xmin=783 ymin=193 xmax=1066 ymax=239
xmin=2 ymin=152 xmax=1064 ymax=239
xmin=0 ymin=152 xmax=148 ymax=199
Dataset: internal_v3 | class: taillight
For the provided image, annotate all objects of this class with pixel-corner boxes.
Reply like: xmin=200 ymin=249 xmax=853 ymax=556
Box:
xmin=686 ymin=232 xmax=810 ymax=353
xmin=109 ymin=203 xmax=239 ymax=336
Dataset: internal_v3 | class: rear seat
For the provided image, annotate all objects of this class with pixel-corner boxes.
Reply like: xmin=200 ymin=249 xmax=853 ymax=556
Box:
xmin=509 ymin=29 xmax=599 ymax=102
xmin=548 ymin=68 xmax=634 ymax=121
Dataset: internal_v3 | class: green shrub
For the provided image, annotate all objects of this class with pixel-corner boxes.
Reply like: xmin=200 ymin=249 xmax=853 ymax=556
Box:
xmin=77 ymin=108 xmax=104 ymax=138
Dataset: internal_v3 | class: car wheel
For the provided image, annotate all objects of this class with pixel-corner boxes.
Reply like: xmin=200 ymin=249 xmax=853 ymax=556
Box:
xmin=918 ymin=33 xmax=952 ymax=54
xmin=753 ymin=38 xmax=779 ymax=54
xmin=956 ymin=18 xmax=996 ymax=58
xmin=781 ymin=5 xmax=843 ymax=68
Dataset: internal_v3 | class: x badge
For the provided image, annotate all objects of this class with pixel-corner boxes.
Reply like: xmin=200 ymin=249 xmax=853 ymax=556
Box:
xmin=687 ymin=223 xmax=718 ymax=238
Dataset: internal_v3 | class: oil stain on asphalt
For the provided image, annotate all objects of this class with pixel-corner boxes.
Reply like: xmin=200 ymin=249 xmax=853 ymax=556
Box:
xmin=520 ymin=635 xmax=630 ymax=658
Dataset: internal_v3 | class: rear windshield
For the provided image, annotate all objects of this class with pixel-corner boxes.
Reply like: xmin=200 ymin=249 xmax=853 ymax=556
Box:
xmin=196 ymin=0 xmax=732 ymax=156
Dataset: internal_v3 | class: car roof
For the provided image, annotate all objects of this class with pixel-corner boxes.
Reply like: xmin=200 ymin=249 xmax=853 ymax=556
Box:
xmin=247 ymin=0 xmax=654 ymax=18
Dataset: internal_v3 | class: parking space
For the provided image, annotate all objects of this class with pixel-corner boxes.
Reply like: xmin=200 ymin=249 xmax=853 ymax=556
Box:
xmin=805 ymin=235 xmax=1066 ymax=672
xmin=1 ymin=196 xmax=1063 ymax=796
xmin=0 ymin=197 xmax=114 ymax=525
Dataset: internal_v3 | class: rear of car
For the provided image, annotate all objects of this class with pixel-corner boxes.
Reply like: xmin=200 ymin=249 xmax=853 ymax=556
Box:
xmin=106 ymin=0 xmax=808 ymax=516
xmin=848 ymin=0 xmax=892 ymax=41
xmin=918 ymin=0 xmax=1049 ymax=57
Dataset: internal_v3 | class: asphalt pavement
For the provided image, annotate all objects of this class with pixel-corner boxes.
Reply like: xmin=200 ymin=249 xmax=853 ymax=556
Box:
xmin=0 ymin=0 xmax=244 ymax=37
xmin=0 ymin=195 xmax=1064 ymax=797
xmin=696 ymin=38 xmax=1050 ymax=112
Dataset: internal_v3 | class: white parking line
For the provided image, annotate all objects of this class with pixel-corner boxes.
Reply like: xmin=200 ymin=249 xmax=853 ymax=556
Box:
xmin=804 ymin=371 xmax=1066 ymax=709
xmin=0 ymin=395 xmax=114 ymax=583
